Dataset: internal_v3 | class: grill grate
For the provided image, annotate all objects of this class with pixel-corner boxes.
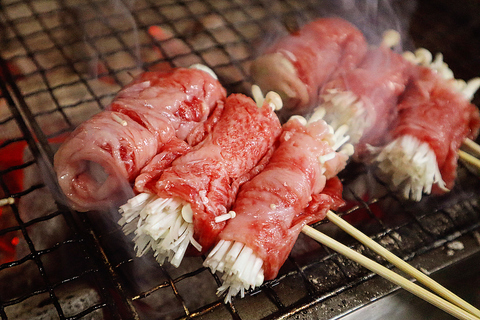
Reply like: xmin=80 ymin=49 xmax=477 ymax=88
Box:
xmin=1 ymin=0 xmax=480 ymax=319
xmin=0 ymin=65 xmax=131 ymax=318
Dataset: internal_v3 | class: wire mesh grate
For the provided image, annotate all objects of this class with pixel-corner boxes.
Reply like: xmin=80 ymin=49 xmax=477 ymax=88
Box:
xmin=1 ymin=0 xmax=480 ymax=319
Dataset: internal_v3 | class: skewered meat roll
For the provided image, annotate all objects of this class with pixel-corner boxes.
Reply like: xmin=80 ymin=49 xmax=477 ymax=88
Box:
xmin=250 ymin=17 xmax=368 ymax=116
xmin=54 ymin=65 xmax=226 ymax=212
xmin=119 ymin=93 xmax=283 ymax=267
xmin=256 ymin=21 xmax=480 ymax=201
xmin=317 ymin=31 xmax=412 ymax=160
xmin=204 ymin=115 xmax=351 ymax=302
xmin=373 ymin=51 xmax=480 ymax=200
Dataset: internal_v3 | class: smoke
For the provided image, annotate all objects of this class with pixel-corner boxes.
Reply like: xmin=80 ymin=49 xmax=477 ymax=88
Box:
xmin=9 ymin=0 xmax=420 ymax=316
xmin=109 ymin=0 xmax=142 ymax=69
xmin=70 ymin=0 xmax=420 ymax=311
xmin=255 ymin=0 xmax=417 ymax=55
xmin=58 ymin=0 xmax=144 ymax=85
xmin=336 ymin=0 xmax=417 ymax=49
xmin=0 ymin=145 xmax=84 ymax=302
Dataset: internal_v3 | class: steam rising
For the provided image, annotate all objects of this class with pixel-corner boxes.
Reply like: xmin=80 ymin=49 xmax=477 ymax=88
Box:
xmin=255 ymin=0 xmax=416 ymax=55
xmin=100 ymin=0 xmax=418 ymax=307
xmin=49 ymin=0 xmax=419 ymax=314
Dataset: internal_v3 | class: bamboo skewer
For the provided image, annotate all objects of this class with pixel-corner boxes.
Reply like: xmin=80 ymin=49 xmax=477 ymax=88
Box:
xmin=324 ymin=210 xmax=480 ymax=319
xmin=459 ymin=150 xmax=480 ymax=170
xmin=296 ymin=137 xmax=480 ymax=317
xmin=0 ymin=197 xmax=14 ymax=206
xmin=461 ymin=139 xmax=480 ymax=171
xmin=463 ymin=138 xmax=480 ymax=157
xmin=301 ymin=225 xmax=480 ymax=320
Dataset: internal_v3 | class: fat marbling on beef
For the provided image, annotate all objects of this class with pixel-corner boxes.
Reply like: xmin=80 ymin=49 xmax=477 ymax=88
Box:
xmin=54 ymin=66 xmax=226 ymax=212
xmin=374 ymin=54 xmax=480 ymax=200
xmin=119 ymin=92 xmax=283 ymax=268
xmin=204 ymin=115 xmax=350 ymax=302
xmin=250 ymin=17 xmax=368 ymax=117
xmin=318 ymin=35 xmax=412 ymax=160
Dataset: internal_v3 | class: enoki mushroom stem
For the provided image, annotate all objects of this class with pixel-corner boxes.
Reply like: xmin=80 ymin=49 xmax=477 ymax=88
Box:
xmin=204 ymin=120 xmax=352 ymax=302
xmin=119 ymin=193 xmax=201 ymax=267
xmin=203 ymin=240 xmax=264 ymax=303
xmin=372 ymin=135 xmax=448 ymax=201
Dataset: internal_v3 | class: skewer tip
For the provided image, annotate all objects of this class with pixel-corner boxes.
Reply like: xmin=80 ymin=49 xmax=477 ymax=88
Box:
xmin=0 ymin=197 xmax=15 ymax=206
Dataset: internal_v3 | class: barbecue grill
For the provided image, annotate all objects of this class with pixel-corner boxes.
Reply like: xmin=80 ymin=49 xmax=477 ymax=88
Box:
xmin=1 ymin=0 xmax=480 ymax=319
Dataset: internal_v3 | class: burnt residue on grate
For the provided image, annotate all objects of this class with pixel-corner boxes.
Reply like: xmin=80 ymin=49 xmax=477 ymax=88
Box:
xmin=1 ymin=0 xmax=480 ymax=319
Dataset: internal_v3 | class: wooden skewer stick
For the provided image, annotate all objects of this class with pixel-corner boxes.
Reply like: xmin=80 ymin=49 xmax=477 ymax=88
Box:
xmin=463 ymin=138 xmax=480 ymax=158
xmin=459 ymin=150 xmax=480 ymax=170
xmin=0 ymin=197 xmax=14 ymax=206
xmin=301 ymin=224 xmax=480 ymax=320
xmin=324 ymin=210 xmax=480 ymax=319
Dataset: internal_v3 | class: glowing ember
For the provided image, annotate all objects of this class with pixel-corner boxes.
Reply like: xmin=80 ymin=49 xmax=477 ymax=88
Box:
xmin=0 ymin=140 xmax=27 ymax=264
xmin=0 ymin=61 xmax=24 ymax=82
xmin=148 ymin=25 xmax=173 ymax=41
xmin=0 ymin=207 xmax=19 ymax=265
xmin=11 ymin=236 xmax=19 ymax=246
xmin=91 ymin=61 xmax=117 ymax=85
xmin=147 ymin=25 xmax=191 ymax=73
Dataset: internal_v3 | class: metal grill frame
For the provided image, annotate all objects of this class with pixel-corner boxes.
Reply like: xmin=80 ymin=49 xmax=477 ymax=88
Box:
xmin=1 ymin=0 xmax=480 ymax=319
xmin=0 ymin=60 xmax=135 ymax=318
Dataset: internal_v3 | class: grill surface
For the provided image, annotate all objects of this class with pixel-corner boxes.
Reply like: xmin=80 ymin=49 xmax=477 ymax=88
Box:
xmin=1 ymin=0 xmax=480 ymax=319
